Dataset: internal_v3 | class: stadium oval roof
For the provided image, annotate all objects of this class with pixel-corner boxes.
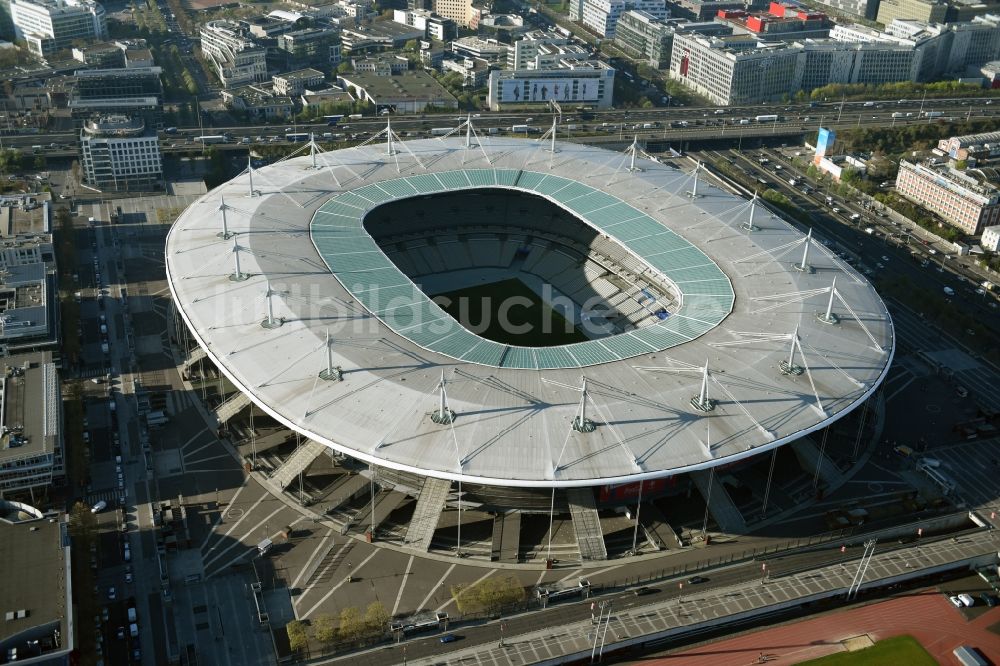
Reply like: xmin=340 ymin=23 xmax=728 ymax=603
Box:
xmin=313 ymin=168 xmax=734 ymax=369
xmin=165 ymin=136 xmax=894 ymax=488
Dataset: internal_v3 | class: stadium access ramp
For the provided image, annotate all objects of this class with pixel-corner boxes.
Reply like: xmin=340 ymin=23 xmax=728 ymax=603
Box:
xmin=692 ymin=470 xmax=746 ymax=533
xmin=567 ymin=487 xmax=608 ymax=561
xmin=791 ymin=438 xmax=846 ymax=489
xmin=404 ymin=476 xmax=451 ymax=551
xmin=184 ymin=345 xmax=207 ymax=369
xmin=640 ymin=503 xmax=683 ymax=551
xmin=270 ymin=439 xmax=327 ymax=490
xmin=215 ymin=392 xmax=250 ymax=424
xmin=491 ymin=511 xmax=521 ymax=562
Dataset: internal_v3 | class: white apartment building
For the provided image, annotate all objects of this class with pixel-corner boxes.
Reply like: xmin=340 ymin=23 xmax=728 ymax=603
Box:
xmin=983 ymin=225 xmax=1000 ymax=252
xmin=487 ymin=60 xmax=615 ymax=110
xmin=10 ymin=0 xmax=106 ymax=57
xmin=896 ymin=160 xmax=1000 ymax=235
xmin=581 ymin=0 xmax=667 ymax=39
xmin=200 ymin=20 xmax=268 ymax=89
xmin=79 ymin=115 xmax=162 ymax=192
xmin=507 ymin=30 xmax=589 ymax=69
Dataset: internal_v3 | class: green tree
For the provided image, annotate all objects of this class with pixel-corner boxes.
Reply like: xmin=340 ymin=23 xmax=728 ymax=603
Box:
xmin=404 ymin=39 xmax=420 ymax=52
xmin=312 ymin=614 xmax=337 ymax=644
xmin=451 ymin=575 xmax=525 ymax=615
xmin=363 ymin=602 xmax=389 ymax=636
xmin=338 ymin=607 xmax=364 ymax=642
xmin=286 ymin=620 xmax=309 ymax=652
xmin=337 ymin=61 xmax=354 ymax=74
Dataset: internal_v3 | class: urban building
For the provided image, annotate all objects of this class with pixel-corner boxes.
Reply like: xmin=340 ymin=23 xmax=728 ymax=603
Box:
xmin=200 ymin=20 xmax=268 ymax=88
xmin=0 ymin=505 xmax=73 ymax=663
xmin=272 ymin=67 xmax=325 ymax=96
xmin=582 ymin=0 xmax=668 ymax=38
xmin=69 ymin=66 xmax=163 ymax=128
xmin=807 ymin=0 xmax=880 ymax=19
xmin=0 ymin=353 xmax=63 ymax=500
xmin=71 ymin=41 xmax=123 ymax=67
xmin=982 ymin=59 xmax=1000 ymax=86
xmin=441 ymin=55 xmax=490 ymax=86
xmin=669 ymin=0 xmax=747 ymax=20
xmin=78 ymin=115 xmax=162 ymax=192
xmin=487 ymin=59 xmax=616 ymax=109
xmin=340 ymin=20 xmax=422 ymax=53
xmin=0 ymin=231 xmax=58 ymax=355
xmin=300 ymin=85 xmax=353 ymax=108
xmin=669 ymin=33 xmax=800 ymax=104
xmin=9 ymin=0 xmax=106 ymax=57
xmin=338 ymin=69 xmax=457 ymax=112
xmin=451 ymin=35 xmax=508 ymax=63
xmin=714 ymin=3 xmax=833 ymax=41
xmin=981 ymin=224 xmax=1000 ymax=251
xmin=478 ymin=12 xmax=529 ymax=37
xmin=432 ymin=0 xmax=475 ymax=26
xmin=221 ymin=85 xmax=294 ymax=119
xmin=876 ymin=0 xmax=946 ymax=25
xmin=276 ymin=25 xmax=342 ymax=68
xmin=896 ymin=159 xmax=1000 ymax=234
xmin=353 ymin=54 xmax=409 ymax=74
xmin=393 ymin=8 xmax=456 ymax=40
xmin=614 ymin=10 xmax=675 ymax=67
xmin=507 ymin=30 xmax=590 ymax=70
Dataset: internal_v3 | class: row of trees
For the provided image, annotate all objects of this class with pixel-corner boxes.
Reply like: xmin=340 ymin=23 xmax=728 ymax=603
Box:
xmin=802 ymin=80 xmax=999 ymax=103
xmin=68 ymin=502 xmax=101 ymax=665
xmin=155 ymin=43 xmax=199 ymax=99
xmin=285 ymin=602 xmax=390 ymax=653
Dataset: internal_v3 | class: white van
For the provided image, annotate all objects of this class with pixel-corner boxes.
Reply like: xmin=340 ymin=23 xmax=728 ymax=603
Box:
xmin=91 ymin=500 xmax=107 ymax=513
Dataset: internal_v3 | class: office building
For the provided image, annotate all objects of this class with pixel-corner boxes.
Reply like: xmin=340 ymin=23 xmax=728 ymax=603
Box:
xmin=9 ymin=0 xmax=105 ymax=57
xmin=68 ymin=66 xmax=163 ymax=128
xmin=0 ymin=505 xmax=73 ymax=663
xmin=0 ymin=233 xmax=58 ymax=355
xmin=272 ymin=67 xmax=325 ymax=96
xmin=714 ymin=3 xmax=833 ymax=41
xmin=487 ymin=59 xmax=615 ymax=110
xmin=393 ymin=8 xmax=456 ymax=40
xmin=613 ymin=11 xmax=675 ymax=67
xmin=876 ymin=0 xmax=946 ymax=25
xmin=982 ymin=224 xmax=1000 ymax=251
xmin=432 ymin=0 xmax=475 ymax=26
xmin=338 ymin=70 xmax=457 ymax=112
xmin=200 ymin=20 xmax=268 ymax=89
xmin=78 ymin=115 xmax=162 ymax=192
xmin=507 ymin=30 xmax=590 ymax=70
xmin=340 ymin=20 xmax=422 ymax=53
xmin=0 ymin=353 xmax=63 ymax=500
xmin=896 ymin=159 xmax=1000 ymax=234
xmin=451 ymin=35 xmax=508 ymax=63
xmin=221 ymin=86 xmax=294 ymax=119
xmin=808 ymin=0 xmax=880 ymax=19
xmin=276 ymin=25 xmax=342 ymax=68
xmin=582 ymin=0 xmax=668 ymax=38
xmin=669 ymin=0 xmax=746 ymax=19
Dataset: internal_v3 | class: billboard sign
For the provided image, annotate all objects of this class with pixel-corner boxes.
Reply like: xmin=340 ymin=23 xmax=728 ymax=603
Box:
xmin=500 ymin=78 xmax=599 ymax=104
xmin=815 ymin=127 xmax=835 ymax=162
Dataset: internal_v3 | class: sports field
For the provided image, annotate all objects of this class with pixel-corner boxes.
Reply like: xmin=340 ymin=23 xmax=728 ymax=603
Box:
xmin=433 ymin=279 xmax=587 ymax=347
xmin=795 ymin=635 xmax=937 ymax=665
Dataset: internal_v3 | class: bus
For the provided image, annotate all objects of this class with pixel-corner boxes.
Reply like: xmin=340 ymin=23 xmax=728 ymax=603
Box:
xmin=535 ymin=578 xmax=591 ymax=603
xmin=285 ymin=133 xmax=309 ymax=142
xmin=389 ymin=611 xmax=448 ymax=635
xmin=194 ymin=135 xmax=228 ymax=144
xmin=430 ymin=127 xmax=454 ymax=136
xmin=755 ymin=114 xmax=779 ymax=123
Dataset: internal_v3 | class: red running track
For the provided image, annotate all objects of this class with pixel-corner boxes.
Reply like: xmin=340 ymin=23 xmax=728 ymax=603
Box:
xmin=636 ymin=589 xmax=1000 ymax=665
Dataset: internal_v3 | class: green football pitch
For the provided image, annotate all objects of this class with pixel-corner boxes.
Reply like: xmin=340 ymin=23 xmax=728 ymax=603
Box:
xmin=433 ymin=278 xmax=588 ymax=347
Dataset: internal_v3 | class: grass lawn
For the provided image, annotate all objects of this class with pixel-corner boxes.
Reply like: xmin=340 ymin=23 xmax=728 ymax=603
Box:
xmin=795 ymin=635 xmax=938 ymax=665
xmin=433 ymin=278 xmax=587 ymax=347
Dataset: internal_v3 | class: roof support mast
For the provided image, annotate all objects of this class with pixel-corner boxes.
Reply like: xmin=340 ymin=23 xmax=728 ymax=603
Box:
xmin=794 ymin=229 xmax=813 ymax=272
xmin=319 ymin=329 xmax=342 ymax=381
xmin=218 ymin=195 xmax=231 ymax=239
xmin=229 ymin=236 xmax=248 ymax=282
xmin=573 ymin=377 xmax=596 ymax=432
xmin=261 ymin=281 xmax=282 ymax=329
xmin=247 ymin=156 xmax=257 ymax=197
xmin=817 ymin=277 xmax=839 ymax=324
xmin=431 ymin=369 xmax=454 ymax=424
xmin=779 ymin=326 xmax=804 ymax=375
xmin=741 ymin=191 xmax=758 ymax=232
xmin=690 ymin=360 xmax=716 ymax=412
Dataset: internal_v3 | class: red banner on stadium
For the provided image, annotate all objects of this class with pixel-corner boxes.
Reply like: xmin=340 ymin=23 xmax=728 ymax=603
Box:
xmin=598 ymin=477 xmax=672 ymax=503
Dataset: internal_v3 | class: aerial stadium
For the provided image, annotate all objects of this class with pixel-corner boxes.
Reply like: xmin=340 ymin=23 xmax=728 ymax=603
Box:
xmin=165 ymin=124 xmax=894 ymax=562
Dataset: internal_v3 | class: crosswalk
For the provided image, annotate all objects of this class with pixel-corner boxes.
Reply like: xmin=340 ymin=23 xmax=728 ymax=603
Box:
xmin=86 ymin=488 xmax=124 ymax=506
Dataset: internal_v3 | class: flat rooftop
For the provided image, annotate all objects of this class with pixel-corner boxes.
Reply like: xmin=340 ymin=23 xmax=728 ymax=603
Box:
xmin=166 ymin=137 xmax=893 ymax=487
xmin=340 ymin=71 xmax=456 ymax=103
xmin=0 ymin=516 xmax=69 ymax=645
xmin=0 ymin=352 xmax=58 ymax=462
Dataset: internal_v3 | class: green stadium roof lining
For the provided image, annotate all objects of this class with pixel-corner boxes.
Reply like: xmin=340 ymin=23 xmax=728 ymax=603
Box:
xmin=311 ymin=169 xmax=735 ymax=370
